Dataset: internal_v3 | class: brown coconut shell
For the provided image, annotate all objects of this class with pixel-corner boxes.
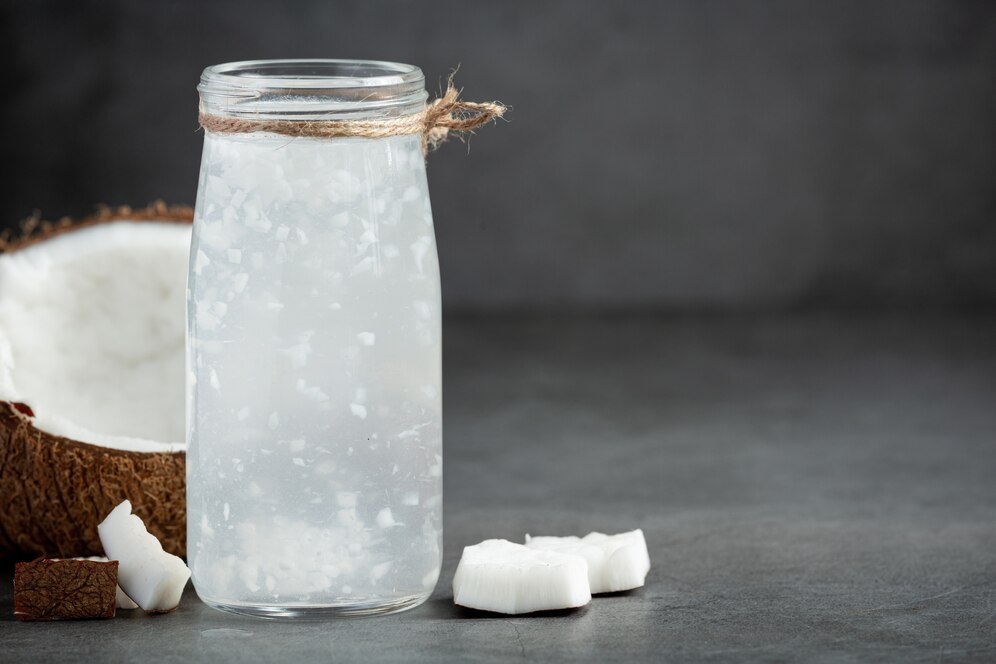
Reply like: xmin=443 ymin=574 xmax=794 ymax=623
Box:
xmin=0 ymin=202 xmax=193 ymax=558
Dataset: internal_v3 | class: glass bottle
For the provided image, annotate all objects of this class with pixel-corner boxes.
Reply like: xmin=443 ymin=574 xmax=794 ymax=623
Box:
xmin=187 ymin=60 xmax=442 ymax=618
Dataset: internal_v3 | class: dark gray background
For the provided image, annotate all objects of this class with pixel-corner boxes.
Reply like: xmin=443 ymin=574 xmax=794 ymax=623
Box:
xmin=3 ymin=0 xmax=995 ymax=311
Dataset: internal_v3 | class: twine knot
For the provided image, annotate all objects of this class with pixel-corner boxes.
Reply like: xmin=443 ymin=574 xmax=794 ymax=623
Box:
xmin=422 ymin=83 xmax=506 ymax=153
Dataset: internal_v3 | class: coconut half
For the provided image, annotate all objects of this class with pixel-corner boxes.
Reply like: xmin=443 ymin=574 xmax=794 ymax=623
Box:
xmin=0 ymin=204 xmax=192 ymax=557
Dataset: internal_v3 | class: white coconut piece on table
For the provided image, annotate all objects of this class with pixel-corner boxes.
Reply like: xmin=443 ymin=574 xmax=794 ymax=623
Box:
xmin=452 ymin=539 xmax=591 ymax=615
xmin=98 ymin=500 xmax=191 ymax=612
xmin=524 ymin=529 xmax=651 ymax=594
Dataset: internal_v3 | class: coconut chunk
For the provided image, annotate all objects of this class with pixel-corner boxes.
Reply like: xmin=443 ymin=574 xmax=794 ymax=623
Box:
xmin=452 ymin=539 xmax=591 ymax=614
xmin=525 ymin=529 xmax=651 ymax=594
xmin=97 ymin=500 xmax=191 ymax=612
xmin=14 ymin=559 xmax=118 ymax=621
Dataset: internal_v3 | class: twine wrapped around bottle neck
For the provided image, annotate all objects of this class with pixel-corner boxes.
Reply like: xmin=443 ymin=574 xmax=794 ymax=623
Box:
xmin=198 ymin=82 xmax=505 ymax=155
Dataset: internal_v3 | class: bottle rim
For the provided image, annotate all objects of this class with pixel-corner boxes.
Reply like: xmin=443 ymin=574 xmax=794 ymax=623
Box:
xmin=198 ymin=59 xmax=428 ymax=120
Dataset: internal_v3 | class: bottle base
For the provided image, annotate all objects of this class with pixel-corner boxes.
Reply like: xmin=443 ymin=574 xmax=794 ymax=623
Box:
xmin=199 ymin=592 xmax=432 ymax=620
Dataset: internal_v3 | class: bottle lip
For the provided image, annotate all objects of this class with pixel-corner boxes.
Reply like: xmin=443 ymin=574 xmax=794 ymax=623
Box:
xmin=198 ymin=59 xmax=428 ymax=120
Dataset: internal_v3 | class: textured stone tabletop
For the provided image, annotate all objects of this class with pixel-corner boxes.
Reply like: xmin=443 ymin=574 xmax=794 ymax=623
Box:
xmin=2 ymin=315 xmax=995 ymax=662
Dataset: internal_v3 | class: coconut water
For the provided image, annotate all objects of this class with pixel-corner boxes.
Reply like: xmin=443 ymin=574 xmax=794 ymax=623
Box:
xmin=186 ymin=131 xmax=442 ymax=616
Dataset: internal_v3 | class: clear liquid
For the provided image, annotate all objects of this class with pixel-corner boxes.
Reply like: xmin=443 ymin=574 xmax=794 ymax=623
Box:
xmin=186 ymin=132 xmax=442 ymax=616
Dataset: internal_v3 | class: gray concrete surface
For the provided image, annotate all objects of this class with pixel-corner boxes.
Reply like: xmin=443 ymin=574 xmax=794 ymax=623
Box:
xmin=2 ymin=314 xmax=995 ymax=662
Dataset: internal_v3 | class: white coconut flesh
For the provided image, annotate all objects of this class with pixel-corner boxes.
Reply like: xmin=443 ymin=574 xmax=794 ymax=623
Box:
xmin=525 ymin=529 xmax=651 ymax=594
xmin=452 ymin=539 xmax=591 ymax=615
xmin=0 ymin=221 xmax=190 ymax=452
xmin=98 ymin=500 xmax=191 ymax=612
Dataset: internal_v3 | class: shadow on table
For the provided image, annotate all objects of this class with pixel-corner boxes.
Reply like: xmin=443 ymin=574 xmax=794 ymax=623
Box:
xmin=413 ymin=595 xmax=596 ymax=620
xmin=0 ymin=557 xmax=17 ymax=622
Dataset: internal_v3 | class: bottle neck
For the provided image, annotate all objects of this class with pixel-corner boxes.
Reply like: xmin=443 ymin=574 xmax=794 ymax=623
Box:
xmin=198 ymin=59 xmax=427 ymax=122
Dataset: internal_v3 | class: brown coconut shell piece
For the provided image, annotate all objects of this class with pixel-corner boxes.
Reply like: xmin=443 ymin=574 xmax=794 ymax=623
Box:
xmin=15 ymin=559 xmax=118 ymax=621
xmin=0 ymin=202 xmax=191 ymax=558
